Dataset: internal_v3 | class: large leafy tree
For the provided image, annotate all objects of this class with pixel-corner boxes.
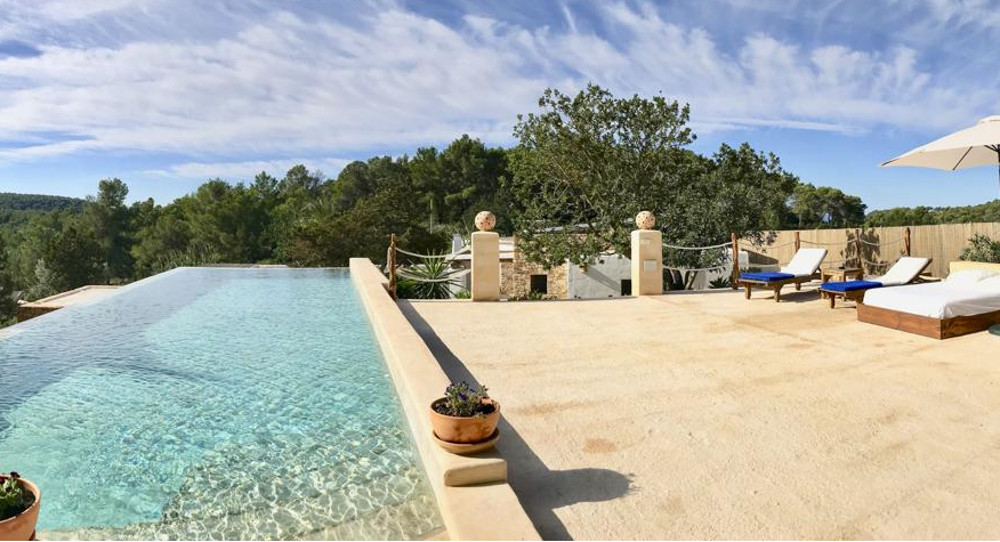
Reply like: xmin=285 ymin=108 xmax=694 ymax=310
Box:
xmin=506 ymin=84 xmax=696 ymax=268
xmin=787 ymin=183 xmax=867 ymax=228
xmin=282 ymin=156 xmax=447 ymax=266
xmin=410 ymin=135 xmax=509 ymax=232
xmin=506 ymin=84 xmax=800 ymax=268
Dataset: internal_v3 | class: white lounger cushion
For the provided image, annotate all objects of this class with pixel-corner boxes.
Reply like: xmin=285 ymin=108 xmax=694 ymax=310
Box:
xmin=780 ymin=248 xmax=827 ymax=277
xmin=873 ymin=257 xmax=930 ymax=286
xmin=863 ymin=280 xmax=1000 ymax=318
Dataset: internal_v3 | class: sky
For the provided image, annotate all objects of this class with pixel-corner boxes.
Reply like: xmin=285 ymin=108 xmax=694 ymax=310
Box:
xmin=0 ymin=0 xmax=998 ymax=210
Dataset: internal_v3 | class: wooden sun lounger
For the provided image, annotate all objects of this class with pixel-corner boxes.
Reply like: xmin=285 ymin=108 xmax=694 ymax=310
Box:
xmin=740 ymin=270 xmax=821 ymax=303
xmin=819 ymin=259 xmax=934 ymax=309
xmin=856 ymin=302 xmax=1000 ymax=340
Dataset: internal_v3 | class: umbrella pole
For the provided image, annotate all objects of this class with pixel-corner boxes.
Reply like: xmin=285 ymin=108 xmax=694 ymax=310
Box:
xmin=995 ymin=146 xmax=1000 ymax=196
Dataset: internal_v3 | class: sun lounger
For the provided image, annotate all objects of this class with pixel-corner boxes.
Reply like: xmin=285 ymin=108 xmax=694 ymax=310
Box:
xmin=857 ymin=262 xmax=1000 ymax=339
xmin=739 ymin=248 xmax=827 ymax=302
xmin=819 ymin=257 xmax=931 ymax=308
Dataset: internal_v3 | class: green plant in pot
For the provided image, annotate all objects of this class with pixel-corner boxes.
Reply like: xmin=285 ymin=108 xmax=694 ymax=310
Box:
xmin=0 ymin=472 xmax=41 ymax=541
xmin=429 ymin=382 xmax=500 ymax=451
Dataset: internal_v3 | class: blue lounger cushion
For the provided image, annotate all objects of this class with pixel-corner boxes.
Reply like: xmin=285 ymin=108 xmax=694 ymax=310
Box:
xmin=740 ymin=272 xmax=795 ymax=282
xmin=820 ymin=280 xmax=883 ymax=293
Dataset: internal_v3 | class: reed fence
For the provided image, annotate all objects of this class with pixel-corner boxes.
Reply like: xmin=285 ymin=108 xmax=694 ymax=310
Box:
xmin=740 ymin=222 xmax=1000 ymax=279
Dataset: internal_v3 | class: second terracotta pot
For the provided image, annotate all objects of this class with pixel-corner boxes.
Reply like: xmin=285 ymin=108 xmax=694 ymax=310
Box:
xmin=429 ymin=398 xmax=500 ymax=444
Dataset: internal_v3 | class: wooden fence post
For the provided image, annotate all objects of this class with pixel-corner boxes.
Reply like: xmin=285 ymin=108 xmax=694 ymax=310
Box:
xmin=854 ymin=228 xmax=862 ymax=271
xmin=388 ymin=233 xmax=398 ymax=300
xmin=730 ymin=232 xmax=739 ymax=290
xmin=904 ymin=227 xmax=912 ymax=257
xmin=794 ymin=231 xmax=800 ymax=252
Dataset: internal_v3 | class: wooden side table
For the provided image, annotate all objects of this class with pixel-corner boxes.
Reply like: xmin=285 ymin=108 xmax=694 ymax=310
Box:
xmin=821 ymin=267 xmax=864 ymax=283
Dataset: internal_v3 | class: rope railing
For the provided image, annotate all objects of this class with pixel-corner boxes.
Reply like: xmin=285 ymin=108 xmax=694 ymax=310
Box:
xmin=858 ymin=237 xmax=905 ymax=247
xmin=382 ymin=225 xmax=917 ymax=299
xmin=663 ymin=264 xmax=730 ymax=273
xmin=743 ymin=240 xmax=796 ymax=251
xmin=396 ymin=268 xmax=471 ymax=283
xmin=861 ymin=258 xmax=893 ymax=268
xmin=394 ymin=245 xmax=471 ymax=260
xmin=662 ymin=241 xmax=732 ymax=251
xmin=662 ymin=238 xmax=738 ymax=291
xmin=800 ymin=238 xmax=849 ymax=246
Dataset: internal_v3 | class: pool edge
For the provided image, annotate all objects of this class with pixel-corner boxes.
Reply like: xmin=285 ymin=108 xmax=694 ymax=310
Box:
xmin=349 ymin=258 xmax=540 ymax=542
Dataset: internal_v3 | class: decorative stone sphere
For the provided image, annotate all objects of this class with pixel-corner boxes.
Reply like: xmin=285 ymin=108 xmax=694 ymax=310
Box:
xmin=475 ymin=211 xmax=496 ymax=232
xmin=635 ymin=211 xmax=655 ymax=230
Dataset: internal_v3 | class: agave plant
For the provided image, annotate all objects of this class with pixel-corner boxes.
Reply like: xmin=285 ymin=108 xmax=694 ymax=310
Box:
xmin=396 ymin=254 xmax=465 ymax=300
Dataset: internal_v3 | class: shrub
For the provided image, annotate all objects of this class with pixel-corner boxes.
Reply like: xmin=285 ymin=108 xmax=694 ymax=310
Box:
xmin=959 ymin=234 xmax=1000 ymax=264
xmin=709 ymin=276 xmax=732 ymax=289
xmin=432 ymin=382 xmax=492 ymax=418
xmin=395 ymin=255 xmax=463 ymax=300
xmin=0 ymin=472 xmax=35 ymax=522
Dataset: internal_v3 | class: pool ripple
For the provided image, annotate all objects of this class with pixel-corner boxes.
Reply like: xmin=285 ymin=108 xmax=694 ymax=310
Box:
xmin=0 ymin=268 xmax=442 ymax=540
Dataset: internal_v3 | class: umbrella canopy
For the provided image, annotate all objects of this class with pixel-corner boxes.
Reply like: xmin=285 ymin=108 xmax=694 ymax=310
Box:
xmin=881 ymin=116 xmax=1000 ymax=192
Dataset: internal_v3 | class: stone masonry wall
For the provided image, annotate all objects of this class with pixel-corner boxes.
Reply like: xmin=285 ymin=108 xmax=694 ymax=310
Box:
xmin=500 ymin=238 xmax=569 ymax=299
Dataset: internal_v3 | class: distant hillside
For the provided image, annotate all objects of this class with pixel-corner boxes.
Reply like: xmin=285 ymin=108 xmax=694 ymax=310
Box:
xmin=0 ymin=192 xmax=87 ymax=213
xmin=866 ymin=199 xmax=1000 ymax=227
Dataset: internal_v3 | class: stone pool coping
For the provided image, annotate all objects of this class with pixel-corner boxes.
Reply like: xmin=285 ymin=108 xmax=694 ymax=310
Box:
xmin=350 ymin=258 xmax=539 ymax=541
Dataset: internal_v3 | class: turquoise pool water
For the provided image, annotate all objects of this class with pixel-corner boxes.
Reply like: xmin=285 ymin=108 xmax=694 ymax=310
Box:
xmin=0 ymin=268 xmax=442 ymax=540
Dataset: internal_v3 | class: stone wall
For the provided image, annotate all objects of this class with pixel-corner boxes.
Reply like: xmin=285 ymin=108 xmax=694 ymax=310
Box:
xmin=500 ymin=239 xmax=569 ymax=299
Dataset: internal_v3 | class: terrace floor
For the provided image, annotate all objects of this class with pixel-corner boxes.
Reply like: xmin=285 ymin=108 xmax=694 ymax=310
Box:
xmin=401 ymin=285 xmax=1000 ymax=540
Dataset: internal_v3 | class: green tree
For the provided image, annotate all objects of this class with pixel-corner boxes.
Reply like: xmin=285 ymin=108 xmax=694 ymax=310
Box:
xmin=506 ymin=84 xmax=800 ymax=269
xmin=410 ymin=135 xmax=510 ymax=232
xmin=131 ymin=205 xmax=193 ymax=275
xmin=506 ymin=84 xmax=696 ymax=268
xmin=180 ymin=179 xmax=275 ymax=262
xmin=82 ymin=178 xmax=133 ymax=281
xmin=283 ymin=157 xmax=446 ymax=266
xmin=788 ymin=183 xmax=867 ymax=228
xmin=0 ymin=234 xmax=19 ymax=323
xmin=866 ymin=200 xmax=1000 ymax=226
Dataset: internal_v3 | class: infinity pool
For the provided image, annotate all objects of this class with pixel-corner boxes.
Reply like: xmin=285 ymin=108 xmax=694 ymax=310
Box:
xmin=0 ymin=267 xmax=442 ymax=540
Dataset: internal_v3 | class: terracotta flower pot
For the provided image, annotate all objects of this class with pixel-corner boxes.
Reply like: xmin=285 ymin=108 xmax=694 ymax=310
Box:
xmin=429 ymin=398 xmax=500 ymax=444
xmin=0 ymin=476 xmax=40 ymax=542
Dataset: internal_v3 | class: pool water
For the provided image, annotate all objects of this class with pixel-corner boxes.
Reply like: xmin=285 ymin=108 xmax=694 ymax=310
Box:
xmin=0 ymin=268 xmax=442 ymax=540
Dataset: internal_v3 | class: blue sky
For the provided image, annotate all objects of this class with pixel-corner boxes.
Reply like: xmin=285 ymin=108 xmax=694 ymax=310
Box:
xmin=0 ymin=0 xmax=998 ymax=210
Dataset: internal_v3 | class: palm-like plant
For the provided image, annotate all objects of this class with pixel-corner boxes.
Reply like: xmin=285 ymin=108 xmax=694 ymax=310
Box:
xmin=396 ymin=254 xmax=464 ymax=299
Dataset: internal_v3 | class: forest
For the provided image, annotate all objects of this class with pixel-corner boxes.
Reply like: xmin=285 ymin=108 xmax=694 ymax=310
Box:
xmin=1 ymin=84 xmax=991 ymax=323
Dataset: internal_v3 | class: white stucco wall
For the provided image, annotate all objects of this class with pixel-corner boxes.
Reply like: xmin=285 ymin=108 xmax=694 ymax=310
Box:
xmin=567 ymin=253 xmax=632 ymax=299
xmin=567 ymin=250 xmax=751 ymax=297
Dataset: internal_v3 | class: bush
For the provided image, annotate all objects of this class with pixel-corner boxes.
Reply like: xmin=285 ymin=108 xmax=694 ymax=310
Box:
xmin=959 ymin=234 xmax=1000 ymax=263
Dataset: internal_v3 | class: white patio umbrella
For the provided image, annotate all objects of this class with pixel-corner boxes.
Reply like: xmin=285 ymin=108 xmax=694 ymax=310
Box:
xmin=881 ymin=115 xmax=1000 ymax=193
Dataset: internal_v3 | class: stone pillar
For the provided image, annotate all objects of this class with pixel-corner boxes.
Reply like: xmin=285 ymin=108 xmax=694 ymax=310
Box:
xmin=471 ymin=211 xmax=500 ymax=301
xmin=630 ymin=211 xmax=663 ymax=296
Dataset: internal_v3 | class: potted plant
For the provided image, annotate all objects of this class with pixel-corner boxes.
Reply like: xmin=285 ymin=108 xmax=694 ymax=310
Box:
xmin=429 ymin=382 xmax=499 ymax=447
xmin=0 ymin=472 xmax=40 ymax=541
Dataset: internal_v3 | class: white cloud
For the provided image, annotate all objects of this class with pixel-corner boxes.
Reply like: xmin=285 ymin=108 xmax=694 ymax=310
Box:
xmin=0 ymin=0 xmax=994 ymax=169
xmin=143 ymin=157 xmax=353 ymax=181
